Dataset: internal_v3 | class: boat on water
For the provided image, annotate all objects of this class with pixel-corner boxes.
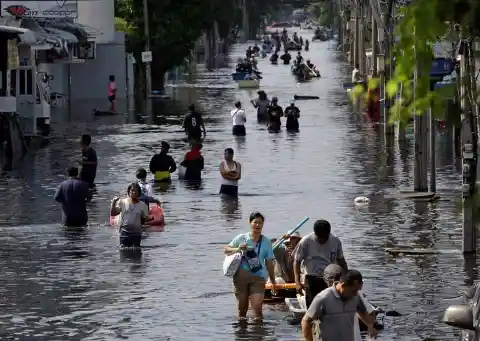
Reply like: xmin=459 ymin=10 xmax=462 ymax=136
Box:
xmin=284 ymin=294 xmax=385 ymax=330
xmin=264 ymin=282 xmax=296 ymax=303
xmin=109 ymin=204 xmax=165 ymax=231
xmin=237 ymin=79 xmax=260 ymax=89
xmin=284 ymin=42 xmax=302 ymax=51
xmin=265 ymin=22 xmax=293 ymax=34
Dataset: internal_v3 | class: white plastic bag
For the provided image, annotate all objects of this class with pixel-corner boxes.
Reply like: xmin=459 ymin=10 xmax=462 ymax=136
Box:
xmin=178 ymin=165 xmax=186 ymax=179
xmin=223 ymin=253 xmax=242 ymax=277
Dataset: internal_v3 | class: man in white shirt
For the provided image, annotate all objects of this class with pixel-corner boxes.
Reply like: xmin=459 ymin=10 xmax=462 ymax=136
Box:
xmin=352 ymin=63 xmax=362 ymax=83
xmin=231 ymin=101 xmax=247 ymax=136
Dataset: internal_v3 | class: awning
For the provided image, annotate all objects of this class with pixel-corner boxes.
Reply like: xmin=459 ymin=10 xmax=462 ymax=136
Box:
xmin=0 ymin=25 xmax=37 ymax=45
xmin=42 ymin=27 xmax=78 ymax=44
xmin=35 ymin=19 xmax=90 ymax=42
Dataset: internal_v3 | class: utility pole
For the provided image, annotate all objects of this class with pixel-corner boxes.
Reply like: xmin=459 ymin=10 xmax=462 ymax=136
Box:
xmin=429 ymin=107 xmax=436 ymax=193
xmin=142 ymin=0 xmax=152 ymax=115
xmin=412 ymin=27 xmax=429 ymax=192
xmin=371 ymin=12 xmax=377 ymax=76
xmin=242 ymin=0 xmax=249 ymax=42
xmin=460 ymin=39 xmax=477 ymax=253
xmin=353 ymin=5 xmax=359 ymax=67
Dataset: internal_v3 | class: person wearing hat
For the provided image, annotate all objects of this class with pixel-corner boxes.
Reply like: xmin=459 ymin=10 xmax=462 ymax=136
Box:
xmin=180 ymin=141 xmax=204 ymax=182
xmin=231 ymin=101 xmax=247 ymax=136
xmin=251 ymin=90 xmax=270 ymax=122
xmin=267 ymin=97 xmax=283 ymax=132
xmin=293 ymin=219 xmax=348 ymax=309
xmin=182 ymin=104 xmax=206 ymax=143
xmin=284 ymin=101 xmax=300 ymax=131
xmin=270 ymin=230 xmax=303 ymax=283
xmin=149 ymin=141 xmax=177 ymax=182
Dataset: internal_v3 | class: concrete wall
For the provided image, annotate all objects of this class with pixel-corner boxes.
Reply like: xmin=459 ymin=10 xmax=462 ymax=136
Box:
xmin=48 ymin=32 xmax=135 ymax=122
xmin=76 ymin=0 xmax=115 ymax=43
xmin=70 ymin=32 xmax=127 ymax=100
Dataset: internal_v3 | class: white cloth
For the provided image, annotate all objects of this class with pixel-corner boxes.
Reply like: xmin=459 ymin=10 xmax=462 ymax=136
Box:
xmin=352 ymin=68 xmax=361 ymax=82
xmin=115 ymin=198 xmax=149 ymax=228
xmin=138 ymin=180 xmax=153 ymax=197
xmin=231 ymin=108 xmax=246 ymax=126
xmin=220 ymin=160 xmax=238 ymax=186
xmin=354 ymin=291 xmax=376 ymax=341
xmin=266 ymin=277 xmax=286 ymax=284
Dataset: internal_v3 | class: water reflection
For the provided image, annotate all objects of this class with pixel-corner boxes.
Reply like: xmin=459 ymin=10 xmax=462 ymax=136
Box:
xmin=233 ymin=320 xmax=271 ymax=341
xmin=463 ymin=253 xmax=477 ymax=286
xmin=220 ymin=195 xmax=241 ymax=221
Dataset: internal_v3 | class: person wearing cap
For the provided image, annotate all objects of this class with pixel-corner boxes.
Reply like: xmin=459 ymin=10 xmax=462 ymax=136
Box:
xmin=149 ymin=141 xmax=177 ymax=182
xmin=182 ymin=104 xmax=206 ymax=142
xmin=284 ymin=101 xmax=300 ymax=132
xmin=251 ymin=90 xmax=270 ymax=122
xmin=180 ymin=141 xmax=204 ymax=182
xmin=267 ymin=97 xmax=283 ymax=132
xmin=135 ymin=168 xmax=162 ymax=206
xmin=231 ymin=101 xmax=247 ymax=136
xmin=293 ymin=219 xmax=348 ymax=308
xmin=270 ymin=230 xmax=303 ymax=283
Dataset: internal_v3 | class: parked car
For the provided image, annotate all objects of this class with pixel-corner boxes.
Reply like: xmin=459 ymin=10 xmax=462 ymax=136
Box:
xmin=442 ymin=285 xmax=479 ymax=340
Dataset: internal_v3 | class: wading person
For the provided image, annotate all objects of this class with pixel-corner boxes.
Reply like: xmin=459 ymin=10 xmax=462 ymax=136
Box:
xmin=293 ymin=219 xmax=348 ymax=308
xmin=110 ymin=182 xmax=152 ymax=248
xmin=301 ymin=270 xmax=377 ymax=341
xmin=135 ymin=168 xmax=162 ymax=206
xmin=108 ymin=75 xmax=116 ymax=112
xmin=231 ymin=101 xmax=247 ymax=136
xmin=54 ymin=166 xmax=92 ymax=227
xmin=149 ymin=141 xmax=177 ymax=182
xmin=182 ymin=104 xmax=206 ymax=142
xmin=284 ymin=101 xmax=300 ymax=131
xmin=79 ymin=134 xmax=98 ymax=189
xmin=224 ymin=212 xmax=277 ymax=321
xmin=251 ymin=90 xmax=270 ymax=122
xmin=219 ymin=148 xmax=241 ymax=197
xmin=180 ymin=141 xmax=204 ymax=182
xmin=267 ymin=97 xmax=283 ymax=132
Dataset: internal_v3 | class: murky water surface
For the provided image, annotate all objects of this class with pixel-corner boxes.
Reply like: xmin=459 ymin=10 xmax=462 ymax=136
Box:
xmin=0 ymin=31 xmax=472 ymax=340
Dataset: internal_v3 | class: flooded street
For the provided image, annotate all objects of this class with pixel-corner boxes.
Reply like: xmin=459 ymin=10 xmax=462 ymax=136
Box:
xmin=0 ymin=30 xmax=472 ymax=340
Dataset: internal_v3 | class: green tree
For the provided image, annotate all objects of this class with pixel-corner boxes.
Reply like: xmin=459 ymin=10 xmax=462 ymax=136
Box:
xmin=116 ymin=0 xmax=235 ymax=90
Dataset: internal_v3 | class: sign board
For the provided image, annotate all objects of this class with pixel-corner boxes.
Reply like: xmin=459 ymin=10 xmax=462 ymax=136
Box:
xmin=1 ymin=0 xmax=78 ymax=18
xmin=141 ymin=51 xmax=152 ymax=63
xmin=430 ymin=58 xmax=454 ymax=77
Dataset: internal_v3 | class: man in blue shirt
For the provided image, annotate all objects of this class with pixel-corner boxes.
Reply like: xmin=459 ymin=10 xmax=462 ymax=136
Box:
xmin=54 ymin=166 xmax=91 ymax=226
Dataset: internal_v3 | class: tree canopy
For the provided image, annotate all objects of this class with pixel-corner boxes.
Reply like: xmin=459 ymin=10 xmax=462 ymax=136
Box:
xmin=350 ymin=0 xmax=480 ymax=125
xmin=116 ymin=0 xmax=235 ymax=86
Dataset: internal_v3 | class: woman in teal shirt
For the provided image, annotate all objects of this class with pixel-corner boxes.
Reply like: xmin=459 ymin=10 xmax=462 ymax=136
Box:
xmin=224 ymin=212 xmax=277 ymax=321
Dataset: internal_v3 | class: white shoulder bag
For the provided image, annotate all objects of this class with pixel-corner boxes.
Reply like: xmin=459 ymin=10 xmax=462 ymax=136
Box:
xmin=223 ymin=252 xmax=243 ymax=277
